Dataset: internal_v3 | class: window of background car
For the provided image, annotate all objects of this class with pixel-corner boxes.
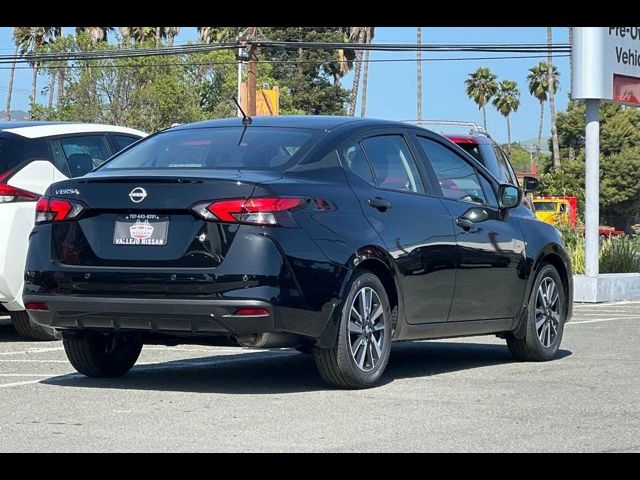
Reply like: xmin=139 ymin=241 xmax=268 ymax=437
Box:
xmin=456 ymin=143 xmax=484 ymax=164
xmin=492 ymin=144 xmax=519 ymax=186
xmin=417 ymin=136 xmax=487 ymax=205
xmin=111 ymin=134 xmax=140 ymax=151
xmin=361 ymin=135 xmax=425 ymax=194
xmin=48 ymin=139 xmax=72 ymax=177
xmin=341 ymin=142 xmax=375 ymax=185
xmin=100 ymin=127 xmax=316 ymax=171
xmin=58 ymin=135 xmax=111 ymax=176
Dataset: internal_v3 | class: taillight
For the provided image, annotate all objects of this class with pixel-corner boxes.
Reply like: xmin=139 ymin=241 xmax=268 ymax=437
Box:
xmin=234 ymin=307 xmax=270 ymax=317
xmin=192 ymin=197 xmax=307 ymax=226
xmin=0 ymin=170 xmax=40 ymax=203
xmin=25 ymin=302 xmax=48 ymax=311
xmin=35 ymin=197 xmax=84 ymax=224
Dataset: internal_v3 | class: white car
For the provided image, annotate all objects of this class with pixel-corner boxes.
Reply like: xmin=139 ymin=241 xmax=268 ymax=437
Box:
xmin=0 ymin=122 xmax=146 ymax=340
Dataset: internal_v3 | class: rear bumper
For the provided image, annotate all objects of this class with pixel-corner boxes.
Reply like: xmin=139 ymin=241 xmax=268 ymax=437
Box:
xmin=24 ymin=295 xmax=278 ymax=335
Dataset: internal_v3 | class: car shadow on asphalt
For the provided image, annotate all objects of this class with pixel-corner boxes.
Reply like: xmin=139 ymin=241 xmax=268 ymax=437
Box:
xmin=40 ymin=341 xmax=572 ymax=394
xmin=0 ymin=323 xmax=23 ymax=343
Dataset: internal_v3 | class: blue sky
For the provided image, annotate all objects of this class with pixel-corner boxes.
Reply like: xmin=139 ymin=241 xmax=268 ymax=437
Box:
xmin=0 ymin=27 xmax=570 ymax=143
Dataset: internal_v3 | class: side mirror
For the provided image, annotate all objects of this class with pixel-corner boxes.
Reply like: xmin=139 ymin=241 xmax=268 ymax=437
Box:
xmin=499 ymin=184 xmax=522 ymax=210
xmin=522 ymin=175 xmax=540 ymax=192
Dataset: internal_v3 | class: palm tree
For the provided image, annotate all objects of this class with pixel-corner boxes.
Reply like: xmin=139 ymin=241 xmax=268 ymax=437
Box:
xmin=4 ymin=29 xmax=20 ymax=121
xmin=527 ymin=62 xmax=559 ymax=162
xmin=547 ymin=27 xmax=561 ymax=169
xmin=360 ymin=27 xmax=375 ymax=117
xmin=348 ymin=27 xmax=368 ymax=116
xmin=492 ymin=80 xmax=520 ymax=154
xmin=119 ymin=27 xmax=156 ymax=44
xmin=14 ymin=27 xmax=57 ymax=114
xmin=164 ymin=27 xmax=181 ymax=47
xmin=197 ymin=27 xmax=242 ymax=44
xmin=417 ymin=27 xmax=423 ymax=121
xmin=465 ymin=67 xmax=498 ymax=130
xmin=76 ymin=27 xmax=113 ymax=43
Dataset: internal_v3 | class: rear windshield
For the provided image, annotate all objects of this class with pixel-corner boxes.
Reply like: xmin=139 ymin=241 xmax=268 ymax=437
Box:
xmin=533 ymin=202 xmax=558 ymax=212
xmin=0 ymin=133 xmax=49 ymax=174
xmin=100 ymin=126 xmax=317 ymax=171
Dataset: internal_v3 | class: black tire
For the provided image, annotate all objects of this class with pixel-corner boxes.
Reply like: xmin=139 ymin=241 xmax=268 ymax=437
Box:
xmin=507 ymin=263 xmax=566 ymax=361
xmin=63 ymin=333 xmax=142 ymax=378
xmin=313 ymin=271 xmax=392 ymax=389
xmin=10 ymin=311 xmax=59 ymax=341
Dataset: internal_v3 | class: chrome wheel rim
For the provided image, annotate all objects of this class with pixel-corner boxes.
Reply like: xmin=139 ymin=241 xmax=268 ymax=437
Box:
xmin=348 ymin=287 xmax=385 ymax=372
xmin=535 ymin=277 xmax=561 ymax=348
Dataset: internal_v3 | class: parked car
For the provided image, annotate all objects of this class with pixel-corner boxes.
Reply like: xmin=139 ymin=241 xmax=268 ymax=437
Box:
xmin=23 ymin=116 xmax=572 ymax=388
xmin=0 ymin=122 xmax=146 ymax=340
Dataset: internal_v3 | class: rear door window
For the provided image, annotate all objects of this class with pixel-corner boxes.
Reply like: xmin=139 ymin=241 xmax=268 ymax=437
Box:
xmin=340 ymin=142 xmax=375 ymax=185
xmin=361 ymin=135 xmax=425 ymax=194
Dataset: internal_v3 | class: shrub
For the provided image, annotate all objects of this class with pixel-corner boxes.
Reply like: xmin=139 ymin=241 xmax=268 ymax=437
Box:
xmin=599 ymin=235 xmax=640 ymax=274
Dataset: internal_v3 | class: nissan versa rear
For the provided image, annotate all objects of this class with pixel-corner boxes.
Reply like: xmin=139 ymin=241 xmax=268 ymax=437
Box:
xmin=24 ymin=116 xmax=573 ymax=389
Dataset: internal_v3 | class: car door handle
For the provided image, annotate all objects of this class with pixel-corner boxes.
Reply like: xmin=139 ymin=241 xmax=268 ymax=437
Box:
xmin=456 ymin=217 xmax=477 ymax=232
xmin=368 ymin=197 xmax=392 ymax=212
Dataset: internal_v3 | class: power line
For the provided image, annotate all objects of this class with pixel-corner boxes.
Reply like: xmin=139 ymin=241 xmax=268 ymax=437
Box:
xmin=0 ymin=41 xmax=571 ymax=65
xmin=0 ymin=53 xmax=571 ymax=70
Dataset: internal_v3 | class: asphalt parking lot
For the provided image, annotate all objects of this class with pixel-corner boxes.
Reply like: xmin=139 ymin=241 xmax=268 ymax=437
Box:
xmin=0 ymin=302 xmax=639 ymax=452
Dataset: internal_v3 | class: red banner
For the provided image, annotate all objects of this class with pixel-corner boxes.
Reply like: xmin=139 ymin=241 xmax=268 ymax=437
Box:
xmin=613 ymin=74 xmax=640 ymax=104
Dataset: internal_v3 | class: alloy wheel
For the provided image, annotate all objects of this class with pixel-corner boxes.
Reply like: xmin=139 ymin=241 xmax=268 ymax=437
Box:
xmin=348 ymin=286 xmax=386 ymax=372
xmin=535 ymin=277 xmax=561 ymax=348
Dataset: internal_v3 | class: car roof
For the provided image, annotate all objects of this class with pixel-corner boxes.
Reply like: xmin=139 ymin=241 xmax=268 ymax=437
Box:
xmin=168 ymin=115 xmax=412 ymax=132
xmin=0 ymin=121 xmax=147 ymax=139
xmin=443 ymin=133 xmax=494 ymax=145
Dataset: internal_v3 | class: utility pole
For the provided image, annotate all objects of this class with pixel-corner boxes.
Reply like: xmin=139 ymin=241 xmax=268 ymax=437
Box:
xmin=246 ymin=27 xmax=258 ymax=116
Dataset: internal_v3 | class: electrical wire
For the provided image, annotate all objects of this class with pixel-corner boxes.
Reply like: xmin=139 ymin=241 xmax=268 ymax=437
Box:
xmin=0 ymin=41 xmax=571 ymax=65
xmin=0 ymin=53 xmax=571 ymax=70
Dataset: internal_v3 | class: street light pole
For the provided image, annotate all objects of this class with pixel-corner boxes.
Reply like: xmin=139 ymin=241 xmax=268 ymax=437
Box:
xmin=584 ymin=99 xmax=600 ymax=276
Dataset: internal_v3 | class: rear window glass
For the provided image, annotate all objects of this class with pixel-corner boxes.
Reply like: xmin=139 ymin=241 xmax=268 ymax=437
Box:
xmin=100 ymin=127 xmax=316 ymax=171
xmin=0 ymin=134 xmax=50 ymax=173
xmin=533 ymin=202 xmax=558 ymax=212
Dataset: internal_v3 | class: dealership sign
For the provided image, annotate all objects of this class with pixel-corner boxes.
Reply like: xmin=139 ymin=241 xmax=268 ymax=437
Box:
xmin=572 ymin=27 xmax=640 ymax=104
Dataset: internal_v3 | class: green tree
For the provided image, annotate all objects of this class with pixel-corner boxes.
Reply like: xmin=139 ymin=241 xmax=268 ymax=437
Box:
xmin=527 ymin=62 xmax=559 ymax=161
xmin=465 ymin=67 xmax=498 ymax=130
xmin=492 ymin=80 xmax=520 ymax=154
xmin=541 ymin=101 xmax=640 ymax=228
xmin=261 ymin=27 xmax=351 ymax=115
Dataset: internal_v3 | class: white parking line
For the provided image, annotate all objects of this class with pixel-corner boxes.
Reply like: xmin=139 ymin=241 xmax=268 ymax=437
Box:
xmin=568 ymin=317 xmax=640 ymax=325
xmin=0 ymin=373 xmax=51 ymax=377
xmin=0 ymin=347 xmax=64 ymax=356
xmin=0 ymin=359 xmax=69 ymax=363
xmin=0 ymin=380 xmax=43 ymax=389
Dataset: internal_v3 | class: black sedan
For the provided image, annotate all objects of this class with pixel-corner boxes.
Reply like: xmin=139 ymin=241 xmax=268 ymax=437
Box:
xmin=23 ymin=116 xmax=572 ymax=389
